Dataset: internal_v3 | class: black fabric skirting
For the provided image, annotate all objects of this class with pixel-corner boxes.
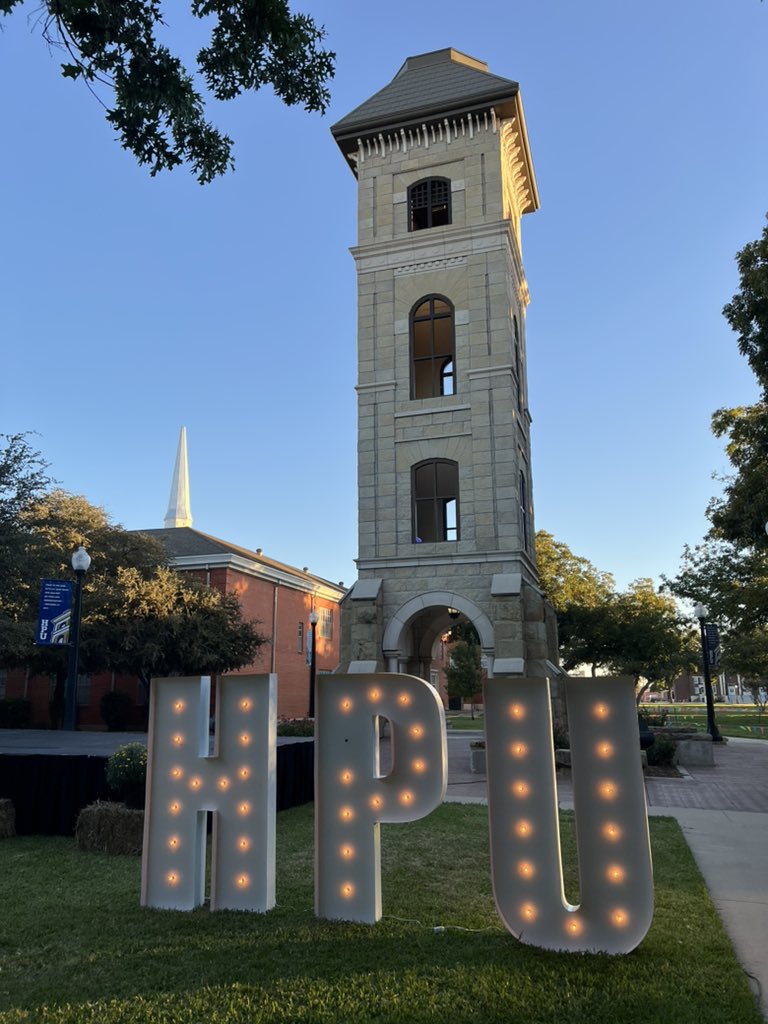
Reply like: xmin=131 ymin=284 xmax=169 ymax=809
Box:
xmin=0 ymin=740 xmax=315 ymax=836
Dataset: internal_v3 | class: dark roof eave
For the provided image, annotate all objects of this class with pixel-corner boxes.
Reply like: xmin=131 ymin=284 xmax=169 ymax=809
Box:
xmin=331 ymin=88 xmax=519 ymax=150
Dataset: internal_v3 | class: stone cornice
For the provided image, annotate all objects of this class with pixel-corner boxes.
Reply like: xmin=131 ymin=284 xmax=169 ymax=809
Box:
xmin=351 ymin=218 xmax=530 ymax=311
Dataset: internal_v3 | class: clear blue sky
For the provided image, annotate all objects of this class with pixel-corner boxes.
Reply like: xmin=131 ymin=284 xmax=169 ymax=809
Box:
xmin=2 ymin=0 xmax=766 ymax=592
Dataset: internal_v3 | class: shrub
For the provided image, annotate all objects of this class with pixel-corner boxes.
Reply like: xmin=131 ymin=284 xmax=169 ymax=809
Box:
xmin=105 ymin=742 xmax=147 ymax=788
xmin=0 ymin=698 xmax=32 ymax=729
xmin=647 ymin=735 xmax=677 ymax=767
xmin=76 ymin=801 xmax=143 ymax=855
xmin=641 ymin=711 xmax=669 ymax=728
xmin=277 ymin=717 xmax=314 ymax=737
xmin=100 ymin=690 xmax=134 ymax=731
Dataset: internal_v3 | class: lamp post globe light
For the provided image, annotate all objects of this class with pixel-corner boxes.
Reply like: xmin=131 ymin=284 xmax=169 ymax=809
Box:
xmin=693 ymin=602 xmax=722 ymax=742
xmin=63 ymin=545 xmax=91 ymax=731
xmin=308 ymin=609 xmax=319 ymax=719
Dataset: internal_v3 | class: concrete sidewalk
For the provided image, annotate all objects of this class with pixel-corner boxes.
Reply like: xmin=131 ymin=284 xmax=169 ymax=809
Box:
xmin=445 ymin=732 xmax=768 ymax=1020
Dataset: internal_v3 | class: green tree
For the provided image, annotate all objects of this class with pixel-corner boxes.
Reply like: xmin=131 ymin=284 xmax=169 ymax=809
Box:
xmin=535 ymin=530 xmax=614 ymax=612
xmin=0 ymin=0 xmax=335 ymax=183
xmin=663 ymin=539 xmax=768 ymax=633
xmin=608 ymin=580 xmax=699 ymax=702
xmin=720 ymin=628 xmax=768 ymax=716
xmin=445 ymin=639 xmax=482 ymax=719
xmin=708 ymin=216 xmax=768 ymax=546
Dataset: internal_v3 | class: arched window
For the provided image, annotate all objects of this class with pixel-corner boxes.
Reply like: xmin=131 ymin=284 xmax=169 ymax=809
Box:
xmin=408 ymin=177 xmax=451 ymax=231
xmin=413 ymin=460 xmax=459 ymax=543
xmin=411 ymin=296 xmax=455 ymax=399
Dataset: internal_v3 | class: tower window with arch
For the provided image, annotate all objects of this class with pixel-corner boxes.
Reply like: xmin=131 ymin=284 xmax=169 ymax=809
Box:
xmin=412 ymin=459 xmax=459 ymax=543
xmin=411 ymin=296 xmax=455 ymax=399
xmin=408 ymin=177 xmax=451 ymax=231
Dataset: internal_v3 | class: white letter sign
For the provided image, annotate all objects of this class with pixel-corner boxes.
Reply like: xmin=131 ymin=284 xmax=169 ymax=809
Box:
xmin=314 ymin=673 xmax=447 ymax=923
xmin=484 ymin=676 xmax=653 ymax=954
xmin=141 ymin=674 xmax=276 ymax=912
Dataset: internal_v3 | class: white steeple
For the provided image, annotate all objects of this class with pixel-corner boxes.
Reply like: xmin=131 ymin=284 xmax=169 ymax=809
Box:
xmin=164 ymin=426 xmax=193 ymax=528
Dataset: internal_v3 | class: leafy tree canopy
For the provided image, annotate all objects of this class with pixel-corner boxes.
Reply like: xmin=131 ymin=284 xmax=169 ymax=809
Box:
xmin=708 ymin=217 xmax=768 ymax=546
xmin=0 ymin=0 xmax=335 ymax=182
xmin=535 ymin=530 xmax=614 ymax=612
xmin=444 ymin=638 xmax=481 ymax=719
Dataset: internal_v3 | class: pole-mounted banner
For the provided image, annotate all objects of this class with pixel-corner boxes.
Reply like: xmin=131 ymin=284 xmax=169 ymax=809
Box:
xmin=36 ymin=580 xmax=73 ymax=645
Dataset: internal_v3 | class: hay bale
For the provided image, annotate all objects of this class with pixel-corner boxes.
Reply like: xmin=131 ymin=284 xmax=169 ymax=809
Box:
xmin=0 ymin=798 xmax=15 ymax=838
xmin=76 ymin=800 xmax=144 ymax=856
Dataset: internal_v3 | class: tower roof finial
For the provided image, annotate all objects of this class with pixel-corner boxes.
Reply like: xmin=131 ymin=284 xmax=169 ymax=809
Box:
xmin=164 ymin=426 xmax=193 ymax=528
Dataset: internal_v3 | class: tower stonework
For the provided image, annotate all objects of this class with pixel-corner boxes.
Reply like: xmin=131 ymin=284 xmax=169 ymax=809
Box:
xmin=332 ymin=49 xmax=560 ymax=695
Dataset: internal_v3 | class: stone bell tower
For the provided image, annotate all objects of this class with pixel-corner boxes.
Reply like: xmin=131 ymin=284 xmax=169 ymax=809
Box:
xmin=332 ymin=48 xmax=559 ymax=687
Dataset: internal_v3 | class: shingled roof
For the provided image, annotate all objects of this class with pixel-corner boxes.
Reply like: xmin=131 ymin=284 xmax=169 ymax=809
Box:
xmin=137 ymin=527 xmax=345 ymax=591
xmin=331 ymin=48 xmax=519 ymax=143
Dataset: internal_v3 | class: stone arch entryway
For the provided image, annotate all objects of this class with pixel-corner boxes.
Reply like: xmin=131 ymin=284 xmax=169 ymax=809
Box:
xmin=381 ymin=592 xmax=494 ymax=685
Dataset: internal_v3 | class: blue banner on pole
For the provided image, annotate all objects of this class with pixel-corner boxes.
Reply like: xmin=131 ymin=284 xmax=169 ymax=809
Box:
xmin=36 ymin=580 xmax=73 ymax=645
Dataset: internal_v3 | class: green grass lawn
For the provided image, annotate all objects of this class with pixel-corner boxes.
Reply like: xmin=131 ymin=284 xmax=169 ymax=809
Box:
xmin=643 ymin=704 xmax=768 ymax=739
xmin=445 ymin=714 xmax=484 ymax=729
xmin=0 ymin=805 xmax=761 ymax=1024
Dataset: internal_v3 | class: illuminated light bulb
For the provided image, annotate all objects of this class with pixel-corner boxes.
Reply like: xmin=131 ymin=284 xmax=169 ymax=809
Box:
xmin=399 ymin=790 xmax=414 ymax=806
xmin=512 ymin=780 xmax=530 ymax=798
xmin=340 ymin=844 xmax=355 ymax=860
xmin=340 ymin=806 xmax=355 ymax=821
xmin=520 ymin=902 xmax=538 ymax=922
xmin=168 ymin=836 xmax=180 ymax=850
xmin=510 ymin=742 xmax=528 ymax=759
xmin=341 ymin=882 xmax=355 ymax=899
xmin=565 ymin=916 xmax=584 ymax=936
xmin=611 ymin=908 xmax=629 ymax=928
xmin=515 ymin=819 xmax=533 ymax=838
xmin=169 ymin=801 xmax=181 ymax=815
xmin=509 ymin=703 xmax=525 ymax=720
xmin=189 ymin=776 xmax=202 ymax=791
xmin=172 ymin=734 xmax=184 ymax=746
xmin=166 ymin=871 xmax=180 ymax=886
xmin=593 ymin=702 xmax=611 ymax=719
xmin=596 ymin=741 xmax=614 ymax=759
xmin=606 ymin=864 xmax=626 ymax=883
xmin=170 ymin=767 xmax=183 ymax=780
xmin=340 ymin=770 xmax=354 ymax=785
xmin=412 ymin=759 xmax=427 ymax=773
xmin=340 ymin=698 xmax=353 ymax=713
xmin=238 ymin=801 xmax=251 ymax=817
xmin=239 ymin=732 xmax=252 ymax=747
xmin=603 ymin=822 xmax=622 ymax=842
xmin=409 ymin=725 xmax=424 ymax=739
xmin=236 ymin=873 xmax=250 ymax=889
xmin=369 ymin=796 xmax=383 ymax=810
xmin=239 ymin=767 xmax=250 ymax=780
xmin=368 ymin=688 xmax=381 ymax=702
xmin=599 ymin=781 xmax=618 ymax=800
xmin=173 ymin=700 xmax=185 ymax=713
xmin=218 ymin=777 xmax=230 ymax=791
xmin=397 ymin=693 xmax=411 ymax=706
xmin=239 ymin=698 xmax=252 ymax=711
xmin=517 ymin=860 xmax=536 ymax=879
xmin=238 ymin=837 xmax=251 ymax=851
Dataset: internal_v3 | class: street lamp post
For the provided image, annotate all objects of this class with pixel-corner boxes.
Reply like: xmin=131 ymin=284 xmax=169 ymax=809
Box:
xmin=63 ymin=545 xmax=91 ymax=731
xmin=308 ymin=609 xmax=319 ymax=719
xmin=693 ymin=602 xmax=722 ymax=742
